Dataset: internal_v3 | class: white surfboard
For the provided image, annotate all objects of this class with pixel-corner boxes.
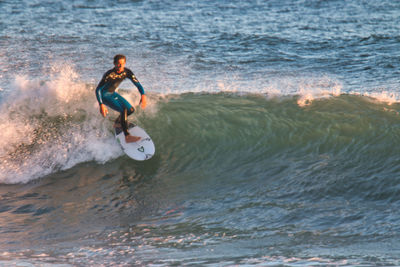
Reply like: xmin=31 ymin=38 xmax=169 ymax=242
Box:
xmin=114 ymin=123 xmax=155 ymax=161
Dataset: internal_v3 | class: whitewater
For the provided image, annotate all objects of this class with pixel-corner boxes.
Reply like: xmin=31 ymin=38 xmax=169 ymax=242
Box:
xmin=1 ymin=0 xmax=400 ymax=266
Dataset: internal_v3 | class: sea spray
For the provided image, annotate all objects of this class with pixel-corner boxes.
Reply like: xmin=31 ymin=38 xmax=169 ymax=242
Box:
xmin=0 ymin=65 xmax=121 ymax=183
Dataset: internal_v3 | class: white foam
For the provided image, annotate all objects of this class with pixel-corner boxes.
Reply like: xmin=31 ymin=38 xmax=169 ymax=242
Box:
xmin=362 ymin=90 xmax=400 ymax=105
xmin=0 ymin=64 xmax=123 ymax=184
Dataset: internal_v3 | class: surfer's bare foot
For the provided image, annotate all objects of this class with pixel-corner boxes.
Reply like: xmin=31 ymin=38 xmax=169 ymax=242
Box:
xmin=125 ymin=135 xmax=141 ymax=143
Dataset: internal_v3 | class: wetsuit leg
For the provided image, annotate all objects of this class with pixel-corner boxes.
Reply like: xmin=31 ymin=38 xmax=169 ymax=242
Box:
xmin=120 ymin=108 xmax=129 ymax=136
xmin=102 ymin=92 xmax=135 ymax=136
xmin=114 ymin=106 xmax=134 ymax=125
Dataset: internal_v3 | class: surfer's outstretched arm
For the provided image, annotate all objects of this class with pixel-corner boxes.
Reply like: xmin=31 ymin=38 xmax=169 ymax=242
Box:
xmin=126 ymin=69 xmax=147 ymax=109
xmin=95 ymin=77 xmax=109 ymax=117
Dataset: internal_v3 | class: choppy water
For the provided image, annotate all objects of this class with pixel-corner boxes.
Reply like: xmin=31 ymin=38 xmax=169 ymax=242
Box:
xmin=1 ymin=0 xmax=400 ymax=266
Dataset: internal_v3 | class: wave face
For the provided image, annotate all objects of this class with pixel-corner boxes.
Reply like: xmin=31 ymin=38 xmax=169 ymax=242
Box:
xmin=1 ymin=86 xmax=400 ymax=265
xmin=2 ymin=69 xmax=400 ymax=188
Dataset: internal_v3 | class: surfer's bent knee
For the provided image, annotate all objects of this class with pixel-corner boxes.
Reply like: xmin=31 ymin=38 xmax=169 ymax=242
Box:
xmin=127 ymin=107 xmax=135 ymax=115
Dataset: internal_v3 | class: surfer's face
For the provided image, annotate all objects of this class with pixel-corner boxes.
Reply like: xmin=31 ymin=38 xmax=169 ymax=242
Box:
xmin=114 ymin=58 xmax=126 ymax=73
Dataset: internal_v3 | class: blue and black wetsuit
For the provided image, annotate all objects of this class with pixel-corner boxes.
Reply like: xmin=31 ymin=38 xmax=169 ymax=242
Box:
xmin=95 ymin=67 xmax=145 ymax=136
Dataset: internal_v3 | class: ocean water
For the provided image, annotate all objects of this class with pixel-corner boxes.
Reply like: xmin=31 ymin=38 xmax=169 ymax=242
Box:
xmin=1 ymin=0 xmax=400 ymax=266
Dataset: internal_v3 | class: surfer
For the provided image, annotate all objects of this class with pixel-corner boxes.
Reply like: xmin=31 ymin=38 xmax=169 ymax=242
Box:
xmin=95 ymin=54 xmax=147 ymax=143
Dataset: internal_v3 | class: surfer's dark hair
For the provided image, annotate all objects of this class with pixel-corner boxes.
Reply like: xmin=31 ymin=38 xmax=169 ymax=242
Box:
xmin=114 ymin=54 xmax=126 ymax=64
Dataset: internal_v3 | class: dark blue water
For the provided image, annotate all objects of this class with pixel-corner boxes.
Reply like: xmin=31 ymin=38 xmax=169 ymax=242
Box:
xmin=1 ymin=0 xmax=400 ymax=265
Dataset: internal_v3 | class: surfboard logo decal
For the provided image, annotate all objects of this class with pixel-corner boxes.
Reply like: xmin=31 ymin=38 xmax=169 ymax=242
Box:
xmin=138 ymin=146 xmax=145 ymax=152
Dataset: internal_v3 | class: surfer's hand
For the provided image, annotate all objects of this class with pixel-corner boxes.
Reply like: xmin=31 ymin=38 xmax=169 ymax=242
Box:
xmin=140 ymin=94 xmax=147 ymax=109
xmin=100 ymin=104 xmax=108 ymax=117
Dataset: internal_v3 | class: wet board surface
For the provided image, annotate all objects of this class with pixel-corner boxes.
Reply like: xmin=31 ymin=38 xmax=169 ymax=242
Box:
xmin=114 ymin=123 xmax=155 ymax=161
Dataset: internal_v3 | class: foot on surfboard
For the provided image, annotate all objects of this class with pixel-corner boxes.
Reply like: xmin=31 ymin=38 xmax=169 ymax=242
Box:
xmin=125 ymin=134 xmax=141 ymax=143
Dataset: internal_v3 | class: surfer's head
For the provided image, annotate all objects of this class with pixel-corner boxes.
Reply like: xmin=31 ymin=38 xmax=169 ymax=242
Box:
xmin=114 ymin=54 xmax=126 ymax=73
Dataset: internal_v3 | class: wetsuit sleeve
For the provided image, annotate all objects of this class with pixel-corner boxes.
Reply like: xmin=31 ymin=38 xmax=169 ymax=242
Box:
xmin=126 ymin=69 xmax=145 ymax=95
xmin=95 ymin=75 xmax=106 ymax=104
